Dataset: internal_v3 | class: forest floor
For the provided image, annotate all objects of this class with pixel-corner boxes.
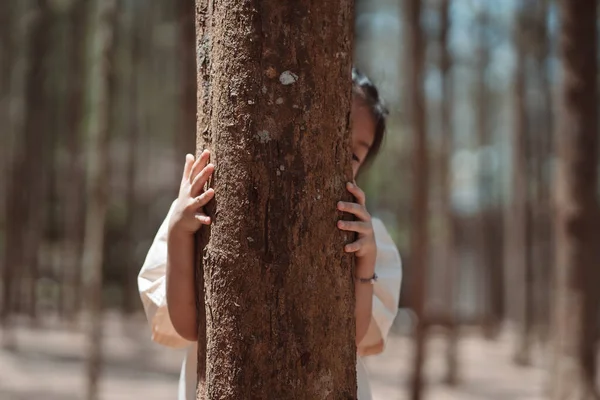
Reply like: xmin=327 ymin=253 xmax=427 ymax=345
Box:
xmin=0 ymin=312 xmax=547 ymax=400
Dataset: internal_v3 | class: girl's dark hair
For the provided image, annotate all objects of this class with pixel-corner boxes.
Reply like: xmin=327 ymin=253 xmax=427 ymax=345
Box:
xmin=352 ymin=67 xmax=388 ymax=168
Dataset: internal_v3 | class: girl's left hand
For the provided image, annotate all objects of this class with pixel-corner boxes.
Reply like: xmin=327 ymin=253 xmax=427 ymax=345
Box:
xmin=337 ymin=182 xmax=377 ymax=274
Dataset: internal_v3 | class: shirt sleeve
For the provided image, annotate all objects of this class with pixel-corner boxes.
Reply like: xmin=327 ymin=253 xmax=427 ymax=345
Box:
xmin=138 ymin=201 xmax=192 ymax=349
xmin=357 ymin=218 xmax=402 ymax=357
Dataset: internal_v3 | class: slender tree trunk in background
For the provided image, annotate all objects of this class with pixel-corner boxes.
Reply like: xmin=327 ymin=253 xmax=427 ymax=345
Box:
xmin=46 ymin=4 xmax=71 ymax=322
xmin=1 ymin=0 xmax=52 ymax=326
xmin=1 ymin=0 xmax=34 ymax=347
xmin=0 ymin=0 xmax=13 ymax=277
xmin=0 ymin=1 xmax=12 ymax=218
xmin=176 ymin=0 xmax=196 ymax=175
xmin=517 ymin=157 xmax=534 ymax=366
xmin=406 ymin=0 xmax=429 ymax=398
xmin=122 ymin=7 xmax=142 ymax=315
xmin=474 ymin=9 xmax=501 ymax=340
xmin=488 ymin=206 xmax=505 ymax=332
xmin=551 ymin=1 xmax=599 ymax=398
xmin=45 ymin=6 xmax=61 ymax=316
xmin=142 ymin=2 xmax=174 ymax=194
xmin=0 ymin=0 xmax=18 ymax=348
xmin=532 ymin=0 xmax=553 ymax=343
xmin=61 ymin=0 xmax=89 ymax=322
xmin=0 ymin=0 xmax=11 ymax=103
xmin=135 ymin=2 xmax=156 ymax=223
xmin=19 ymin=0 xmax=53 ymax=322
xmin=439 ymin=0 xmax=458 ymax=386
xmin=194 ymin=0 xmax=356 ymax=397
xmin=83 ymin=0 xmax=117 ymax=398
xmin=512 ymin=9 xmax=534 ymax=366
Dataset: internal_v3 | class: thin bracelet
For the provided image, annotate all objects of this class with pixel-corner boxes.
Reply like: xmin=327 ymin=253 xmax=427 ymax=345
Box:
xmin=356 ymin=272 xmax=378 ymax=284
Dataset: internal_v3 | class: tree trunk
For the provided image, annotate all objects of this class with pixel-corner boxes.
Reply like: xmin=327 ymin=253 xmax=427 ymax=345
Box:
xmin=61 ymin=0 xmax=89 ymax=322
xmin=45 ymin=6 xmax=65 ymax=319
xmin=0 ymin=1 xmax=13 ymax=217
xmin=0 ymin=1 xmax=11 ymax=102
xmin=551 ymin=1 xmax=599 ymax=399
xmin=475 ymin=8 xmax=502 ymax=340
xmin=1 ymin=0 xmax=52 ymax=331
xmin=439 ymin=0 xmax=458 ymax=386
xmin=82 ymin=0 xmax=117 ymax=399
xmin=176 ymin=0 xmax=196 ymax=171
xmin=0 ymin=0 xmax=34 ymax=347
xmin=20 ymin=0 xmax=54 ymax=322
xmin=194 ymin=0 xmax=356 ymax=398
xmin=406 ymin=0 xmax=429 ymax=399
xmin=0 ymin=0 xmax=16 ymax=345
xmin=122 ymin=4 xmax=142 ymax=315
xmin=512 ymin=7 xmax=534 ymax=366
xmin=532 ymin=0 xmax=552 ymax=344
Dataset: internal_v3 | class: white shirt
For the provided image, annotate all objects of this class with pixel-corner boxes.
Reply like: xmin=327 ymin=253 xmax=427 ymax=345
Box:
xmin=138 ymin=202 xmax=402 ymax=399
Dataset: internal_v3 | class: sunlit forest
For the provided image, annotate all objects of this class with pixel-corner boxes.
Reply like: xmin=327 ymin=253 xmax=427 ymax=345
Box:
xmin=1 ymin=0 xmax=599 ymax=399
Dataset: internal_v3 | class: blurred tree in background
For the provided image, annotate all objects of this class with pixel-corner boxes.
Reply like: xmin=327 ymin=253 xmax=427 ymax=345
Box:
xmin=551 ymin=1 xmax=599 ymax=398
xmin=81 ymin=0 xmax=118 ymax=399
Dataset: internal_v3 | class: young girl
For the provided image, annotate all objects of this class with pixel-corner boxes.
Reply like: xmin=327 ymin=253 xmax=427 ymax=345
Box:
xmin=138 ymin=68 xmax=402 ymax=400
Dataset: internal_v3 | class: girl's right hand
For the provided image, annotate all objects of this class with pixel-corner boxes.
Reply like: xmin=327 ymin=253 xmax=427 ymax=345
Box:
xmin=169 ymin=150 xmax=215 ymax=236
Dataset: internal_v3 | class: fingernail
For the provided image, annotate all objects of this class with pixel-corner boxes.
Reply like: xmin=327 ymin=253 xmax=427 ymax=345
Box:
xmin=337 ymin=202 xmax=344 ymax=209
xmin=338 ymin=221 xmax=344 ymax=228
xmin=347 ymin=182 xmax=353 ymax=188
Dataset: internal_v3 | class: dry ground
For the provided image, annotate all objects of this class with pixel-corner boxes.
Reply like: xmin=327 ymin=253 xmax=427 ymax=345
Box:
xmin=0 ymin=312 xmax=547 ymax=399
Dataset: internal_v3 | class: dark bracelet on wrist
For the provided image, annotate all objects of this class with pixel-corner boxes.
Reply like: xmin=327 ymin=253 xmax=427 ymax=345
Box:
xmin=355 ymin=272 xmax=378 ymax=284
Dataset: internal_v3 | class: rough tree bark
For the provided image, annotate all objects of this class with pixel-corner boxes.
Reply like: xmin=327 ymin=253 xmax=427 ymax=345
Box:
xmin=438 ymin=0 xmax=458 ymax=386
xmin=406 ymin=0 xmax=429 ymax=399
xmin=82 ymin=0 xmax=117 ymax=399
xmin=551 ymin=1 xmax=599 ymax=399
xmin=194 ymin=0 xmax=356 ymax=398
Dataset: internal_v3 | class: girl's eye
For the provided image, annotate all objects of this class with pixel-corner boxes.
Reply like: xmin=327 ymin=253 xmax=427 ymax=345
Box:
xmin=352 ymin=154 xmax=360 ymax=162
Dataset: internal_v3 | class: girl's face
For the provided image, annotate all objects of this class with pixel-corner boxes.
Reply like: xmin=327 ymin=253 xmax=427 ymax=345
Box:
xmin=351 ymin=98 xmax=376 ymax=179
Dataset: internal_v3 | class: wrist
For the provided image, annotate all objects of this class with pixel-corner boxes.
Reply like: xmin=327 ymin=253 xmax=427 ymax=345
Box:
xmin=167 ymin=227 xmax=195 ymax=274
xmin=168 ymin=224 xmax=195 ymax=247
xmin=355 ymin=272 xmax=378 ymax=284
xmin=168 ymin=217 xmax=194 ymax=238
xmin=355 ymin=256 xmax=376 ymax=278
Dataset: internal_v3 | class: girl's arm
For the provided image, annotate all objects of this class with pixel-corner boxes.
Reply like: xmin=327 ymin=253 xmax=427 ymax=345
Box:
xmin=166 ymin=229 xmax=198 ymax=341
xmin=354 ymin=261 xmax=376 ymax=345
xmin=166 ymin=152 xmax=215 ymax=341
xmin=338 ymin=182 xmax=403 ymax=350
xmin=337 ymin=182 xmax=378 ymax=346
xmin=359 ymin=218 xmax=403 ymax=356
xmin=138 ymin=202 xmax=191 ymax=349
